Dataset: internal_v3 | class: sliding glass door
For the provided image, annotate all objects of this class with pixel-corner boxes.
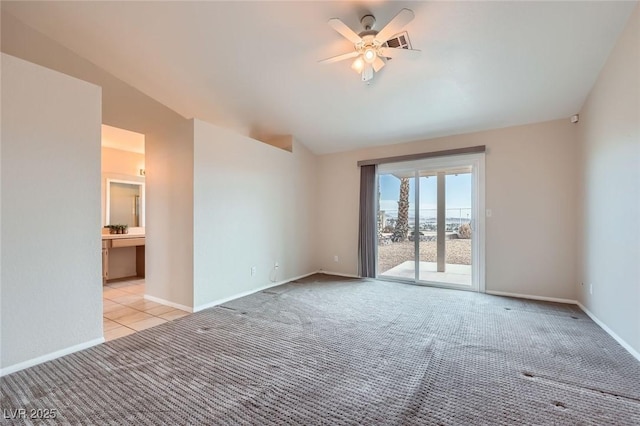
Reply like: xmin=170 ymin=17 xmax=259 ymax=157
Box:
xmin=377 ymin=154 xmax=484 ymax=292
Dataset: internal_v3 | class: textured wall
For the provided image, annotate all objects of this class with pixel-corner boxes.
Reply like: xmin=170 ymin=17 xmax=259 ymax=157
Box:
xmin=192 ymin=120 xmax=318 ymax=309
xmin=577 ymin=5 xmax=639 ymax=355
xmin=1 ymin=54 xmax=103 ymax=369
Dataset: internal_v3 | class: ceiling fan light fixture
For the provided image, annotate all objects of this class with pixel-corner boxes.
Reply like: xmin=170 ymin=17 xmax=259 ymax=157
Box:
xmin=351 ymin=57 xmax=364 ymax=73
xmin=363 ymin=48 xmax=376 ymax=63
xmin=321 ymin=9 xmax=418 ymax=82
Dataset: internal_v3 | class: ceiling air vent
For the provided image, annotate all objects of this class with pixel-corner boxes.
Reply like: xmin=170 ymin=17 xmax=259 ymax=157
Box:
xmin=383 ymin=31 xmax=412 ymax=50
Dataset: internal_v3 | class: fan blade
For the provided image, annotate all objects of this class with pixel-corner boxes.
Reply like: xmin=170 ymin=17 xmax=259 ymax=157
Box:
xmin=379 ymin=47 xmax=421 ymax=59
xmin=328 ymin=18 xmax=363 ymax=44
xmin=319 ymin=51 xmax=360 ymax=64
xmin=372 ymin=56 xmax=385 ymax=72
xmin=374 ymin=9 xmax=415 ymax=44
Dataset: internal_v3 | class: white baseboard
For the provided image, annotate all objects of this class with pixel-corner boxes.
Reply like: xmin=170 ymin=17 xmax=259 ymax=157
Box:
xmin=192 ymin=271 xmax=318 ymax=313
xmin=317 ymin=270 xmax=361 ymax=279
xmin=576 ymin=302 xmax=640 ymax=362
xmin=143 ymin=294 xmax=194 ymax=313
xmin=486 ymin=290 xmax=577 ymax=305
xmin=0 ymin=337 xmax=104 ymax=377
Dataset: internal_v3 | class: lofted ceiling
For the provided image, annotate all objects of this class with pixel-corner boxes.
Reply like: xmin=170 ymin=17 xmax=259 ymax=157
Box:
xmin=3 ymin=1 xmax=636 ymax=154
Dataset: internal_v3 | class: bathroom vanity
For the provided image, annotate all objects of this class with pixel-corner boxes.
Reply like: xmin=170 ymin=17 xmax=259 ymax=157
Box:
xmin=102 ymin=232 xmax=145 ymax=284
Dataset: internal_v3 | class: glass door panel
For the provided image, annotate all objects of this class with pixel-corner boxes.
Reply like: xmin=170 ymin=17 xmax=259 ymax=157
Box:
xmin=412 ymin=168 xmax=474 ymax=287
xmin=440 ymin=172 xmax=473 ymax=286
xmin=377 ymin=173 xmax=416 ymax=281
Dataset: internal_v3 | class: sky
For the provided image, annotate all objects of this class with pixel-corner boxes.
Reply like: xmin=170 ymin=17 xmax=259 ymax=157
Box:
xmin=379 ymin=173 xmax=472 ymax=216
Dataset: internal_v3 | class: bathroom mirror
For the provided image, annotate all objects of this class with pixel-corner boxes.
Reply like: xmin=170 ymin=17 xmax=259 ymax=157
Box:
xmin=105 ymin=179 xmax=145 ymax=227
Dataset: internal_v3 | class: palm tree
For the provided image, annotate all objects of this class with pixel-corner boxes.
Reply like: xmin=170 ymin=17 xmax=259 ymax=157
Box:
xmin=391 ymin=177 xmax=409 ymax=242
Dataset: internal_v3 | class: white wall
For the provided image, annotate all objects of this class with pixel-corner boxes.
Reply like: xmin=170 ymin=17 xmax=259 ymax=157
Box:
xmin=577 ymin=5 xmax=639 ymax=354
xmin=145 ymin=119 xmax=194 ymax=308
xmin=193 ymin=119 xmax=317 ymax=309
xmin=317 ymin=119 xmax=580 ymax=300
xmin=1 ymin=54 xmax=102 ymax=369
xmin=2 ymin=13 xmax=195 ymax=308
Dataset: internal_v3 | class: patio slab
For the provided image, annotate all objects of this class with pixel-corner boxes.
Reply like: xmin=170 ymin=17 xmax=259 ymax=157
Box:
xmin=380 ymin=261 xmax=472 ymax=286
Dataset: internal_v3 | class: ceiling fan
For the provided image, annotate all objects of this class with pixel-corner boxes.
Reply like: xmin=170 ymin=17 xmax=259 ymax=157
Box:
xmin=320 ymin=8 xmax=420 ymax=82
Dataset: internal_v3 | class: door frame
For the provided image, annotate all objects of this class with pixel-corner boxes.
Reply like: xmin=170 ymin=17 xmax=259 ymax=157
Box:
xmin=376 ymin=153 xmax=485 ymax=293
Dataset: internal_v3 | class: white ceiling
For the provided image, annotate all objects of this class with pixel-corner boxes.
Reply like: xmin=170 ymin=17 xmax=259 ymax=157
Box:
xmin=4 ymin=1 xmax=636 ymax=154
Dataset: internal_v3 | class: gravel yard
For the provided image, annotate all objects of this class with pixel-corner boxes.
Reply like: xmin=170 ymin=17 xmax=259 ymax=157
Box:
xmin=378 ymin=239 xmax=471 ymax=274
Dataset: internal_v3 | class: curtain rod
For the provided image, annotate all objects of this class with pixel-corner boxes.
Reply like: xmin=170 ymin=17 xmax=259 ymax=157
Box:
xmin=357 ymin=145 xmax=486 ymax=167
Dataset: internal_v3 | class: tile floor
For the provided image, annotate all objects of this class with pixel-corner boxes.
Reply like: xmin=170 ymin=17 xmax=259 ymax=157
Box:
xmin=103 ymin=279 xmax=190 ymax=341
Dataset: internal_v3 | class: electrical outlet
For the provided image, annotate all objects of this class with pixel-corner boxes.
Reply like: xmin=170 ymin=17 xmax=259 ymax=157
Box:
xmin=486 ymin=209 xmax=492 ymax=217
xmin=250 ymin=266 xmax=256 ymax=276
xmin=274 ymin=262 xmax=279 ymax=269
xmin=590 ymin=284 xmax=593 ymax=295
xmin=334 ymin=255 xmax=339 ymax=262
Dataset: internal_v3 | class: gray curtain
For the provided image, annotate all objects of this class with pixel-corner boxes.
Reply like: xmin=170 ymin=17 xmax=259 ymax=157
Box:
xmin=358 ymin=164 xmax=377 ymax=278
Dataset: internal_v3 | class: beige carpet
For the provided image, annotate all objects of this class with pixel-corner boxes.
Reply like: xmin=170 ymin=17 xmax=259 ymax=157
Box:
xmin=1 ymin=274 xmax=639 ymax=425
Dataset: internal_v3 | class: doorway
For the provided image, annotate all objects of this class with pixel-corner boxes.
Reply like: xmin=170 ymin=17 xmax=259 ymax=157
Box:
xmin=376 ymin=154 xmax=485 ymax=291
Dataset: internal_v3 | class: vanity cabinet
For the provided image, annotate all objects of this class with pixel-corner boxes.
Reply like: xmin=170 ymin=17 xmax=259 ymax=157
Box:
xmin=102 ymin=235 xmax=145 ymax=284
